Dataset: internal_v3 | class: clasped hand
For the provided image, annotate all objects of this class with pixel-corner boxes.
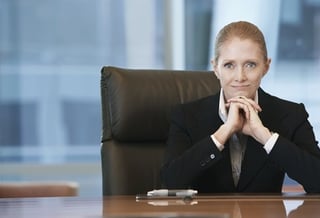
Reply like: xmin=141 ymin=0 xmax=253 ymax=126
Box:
xmin=224 ymin=96 xmax=271 ymax=144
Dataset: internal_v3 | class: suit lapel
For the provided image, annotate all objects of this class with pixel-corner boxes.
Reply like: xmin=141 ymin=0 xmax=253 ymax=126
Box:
xmin=257 ymin=88 xmax=288 ymax=132
xmin=237 ymin=89 xmax=281 ymax=191
xmin=192 ymin=93 xmax=236 ymax=190
xmin=237 ymin=137 xmax=269 ymax=191
xmin=192 ymin=94 xmax=222 ymax=137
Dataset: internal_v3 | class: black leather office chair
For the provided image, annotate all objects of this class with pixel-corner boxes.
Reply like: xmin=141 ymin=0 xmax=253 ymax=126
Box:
xmin=100 ymin=66 xmax=220 ymax=195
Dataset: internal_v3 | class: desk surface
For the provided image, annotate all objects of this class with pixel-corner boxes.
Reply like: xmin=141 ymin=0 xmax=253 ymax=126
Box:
xmin=1 ymin=194 xmax=320 ymax=218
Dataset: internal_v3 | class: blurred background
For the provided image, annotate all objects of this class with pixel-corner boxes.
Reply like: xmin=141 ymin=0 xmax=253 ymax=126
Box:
xmin=0 ymin=0 xmax=319 ymax=196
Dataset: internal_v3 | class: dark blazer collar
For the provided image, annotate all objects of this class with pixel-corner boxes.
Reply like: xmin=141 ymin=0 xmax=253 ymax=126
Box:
xmin=257 ymin=88 xmax=287 ymax=131
xmin=195 ymin=88 xmax=284 ymax=132
xmin=195 ymin=88 xmax=286 ymax=135
xmin=193 ymin=92 xmax=222 ymax=132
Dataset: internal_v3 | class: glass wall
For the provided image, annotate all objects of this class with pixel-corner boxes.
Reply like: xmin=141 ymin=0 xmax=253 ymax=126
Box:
xmin=0 ymin=0 xmax=165 ymax=196
xmin=0 ymin=0 xmax=319 ymax=196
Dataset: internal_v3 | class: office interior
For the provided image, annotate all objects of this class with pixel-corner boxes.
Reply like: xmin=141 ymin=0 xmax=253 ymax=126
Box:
xmin=0 ymin=0 xmax=319 ymax=197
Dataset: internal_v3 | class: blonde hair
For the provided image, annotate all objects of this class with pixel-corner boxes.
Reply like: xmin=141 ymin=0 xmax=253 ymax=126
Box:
xmin=214 ymin=21 xmax=268 ymax=62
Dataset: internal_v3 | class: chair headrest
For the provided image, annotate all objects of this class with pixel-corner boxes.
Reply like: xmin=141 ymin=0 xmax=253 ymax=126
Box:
xmin=101 ymin=66 xmax=220 ymax=142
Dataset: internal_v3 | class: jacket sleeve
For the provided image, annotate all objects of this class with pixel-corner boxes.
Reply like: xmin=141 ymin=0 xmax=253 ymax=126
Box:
xmin=161 ymin=105 xmax=223 ymax=188
xmin=268 ymin=103 xmax=320 ymax=193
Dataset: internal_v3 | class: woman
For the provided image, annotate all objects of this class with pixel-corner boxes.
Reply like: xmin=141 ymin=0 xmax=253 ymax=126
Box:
xmin=161 ymin=21 xmax=320 ymax=193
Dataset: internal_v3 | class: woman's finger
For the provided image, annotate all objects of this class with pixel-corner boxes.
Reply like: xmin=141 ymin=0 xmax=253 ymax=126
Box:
xmin=228 ymin=96 xmax=262 ymax=112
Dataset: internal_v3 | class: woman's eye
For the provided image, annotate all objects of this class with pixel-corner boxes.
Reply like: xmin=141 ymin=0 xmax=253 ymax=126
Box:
xmin=224 ymin=63 xmax=234 ymax=69
xmin=246 ymin=62 xmax=256 ymax=68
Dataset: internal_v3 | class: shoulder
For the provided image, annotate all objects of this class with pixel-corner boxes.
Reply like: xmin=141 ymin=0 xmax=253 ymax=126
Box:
xmin=169 ymin=93 xmax=220 ymax=123
xmin=259 ymin=88 xmax=309 ymax=120
xmin=175 ymin=93 xmax=219 ymax=112
xmin=259 ymin=88 xmax=305 ymax=109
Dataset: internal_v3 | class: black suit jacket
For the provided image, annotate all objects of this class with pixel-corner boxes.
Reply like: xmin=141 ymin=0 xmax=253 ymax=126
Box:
xmin=161 ymin=88 xmax=320 ymax=193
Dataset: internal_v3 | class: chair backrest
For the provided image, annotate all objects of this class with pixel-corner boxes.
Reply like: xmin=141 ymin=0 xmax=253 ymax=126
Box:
xmin=100 ymin=66 xmax=220 ymax=195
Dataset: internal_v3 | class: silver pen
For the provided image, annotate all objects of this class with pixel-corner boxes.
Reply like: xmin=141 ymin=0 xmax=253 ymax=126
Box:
xmin=147 ymin=189 xmax=198 ymax=197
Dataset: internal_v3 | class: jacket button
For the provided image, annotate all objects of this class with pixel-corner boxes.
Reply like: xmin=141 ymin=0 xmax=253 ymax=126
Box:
xmin=210 ymin=154 xmax=215 ymax=159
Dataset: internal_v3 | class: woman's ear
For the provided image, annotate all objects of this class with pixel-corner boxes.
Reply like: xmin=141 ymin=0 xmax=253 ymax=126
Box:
xmin=211 ymin=59 xmax=220 ymax=79
xmin=263 ymin=58 xmax=272 ymax=76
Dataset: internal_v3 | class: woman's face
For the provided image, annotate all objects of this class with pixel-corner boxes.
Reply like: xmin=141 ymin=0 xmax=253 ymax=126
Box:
xmin=213 ymin=37 xmax=271 ymax=101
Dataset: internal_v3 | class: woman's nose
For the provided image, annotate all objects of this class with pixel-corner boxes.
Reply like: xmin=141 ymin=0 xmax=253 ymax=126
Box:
xmin=235 ymin=68 xmax=246 ymax=81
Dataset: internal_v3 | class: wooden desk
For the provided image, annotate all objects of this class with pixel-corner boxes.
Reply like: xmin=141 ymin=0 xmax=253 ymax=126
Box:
xmin=1 ymin=194 xmax=319 ymax=218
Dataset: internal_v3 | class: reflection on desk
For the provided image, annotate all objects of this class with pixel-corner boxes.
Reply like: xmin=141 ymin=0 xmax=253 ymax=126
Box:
xmin=132 ymin=198 xmax=287 ymax=218
xmin=0 ymin=194 xmax=320 ymax=218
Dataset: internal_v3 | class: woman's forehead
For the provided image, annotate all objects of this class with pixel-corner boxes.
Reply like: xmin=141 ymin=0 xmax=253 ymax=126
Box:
xmin=219 ymin=38 xmax=262 ymax=56
xmin=219 ymin=38 xmax=263 ymax=59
